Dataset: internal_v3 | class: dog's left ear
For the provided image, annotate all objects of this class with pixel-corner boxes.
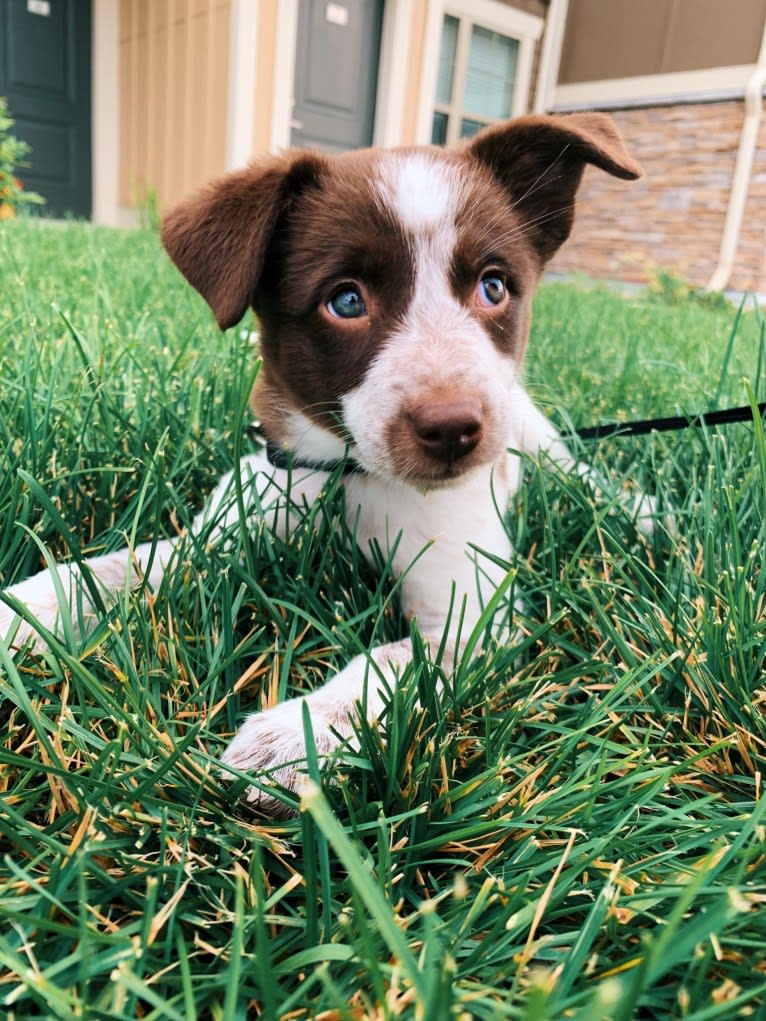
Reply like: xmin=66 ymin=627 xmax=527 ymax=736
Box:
xmin=469 ymin=113 xmax=642 ymax=264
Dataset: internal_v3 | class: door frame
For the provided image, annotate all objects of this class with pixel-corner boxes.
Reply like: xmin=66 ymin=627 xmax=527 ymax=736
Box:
xmin=269 ymin=0 xmax=411 ymax=152
xmin=93 ymin=0 xmax=128 ymax=225
xmin=90 ymin=0 xmax=415 ymax=225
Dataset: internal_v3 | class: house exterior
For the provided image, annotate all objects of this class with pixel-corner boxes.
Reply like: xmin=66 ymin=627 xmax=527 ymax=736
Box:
xmin=549 ymin=0 xmax=766 ymax=294
xmin=2 ymin=0 xmax=765 ymax=294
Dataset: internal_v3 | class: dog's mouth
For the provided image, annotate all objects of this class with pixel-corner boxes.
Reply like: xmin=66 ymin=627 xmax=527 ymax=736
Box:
xmin=262 ymin=400 xmax=501 ymax=487
xmin=396 ymin=451 xmax=490 ymax=489
xmin=372 ymin=399 xmax=501 ymax=487
xmin=349 ymin=436 xmax=498 ymax=490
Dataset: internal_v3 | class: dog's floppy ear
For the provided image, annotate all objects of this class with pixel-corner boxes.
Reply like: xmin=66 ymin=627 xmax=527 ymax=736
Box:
xmin=469 ymin=113 xmax=642 ymax=264
xmin=161 ymin=153 xmax=324 ymax=330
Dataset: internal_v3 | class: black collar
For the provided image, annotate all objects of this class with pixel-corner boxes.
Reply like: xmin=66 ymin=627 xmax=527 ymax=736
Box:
xmin=250 ymin=399 xmax=766 ymax=476
xmin=258 ymin=434 xmax=363 ymax=476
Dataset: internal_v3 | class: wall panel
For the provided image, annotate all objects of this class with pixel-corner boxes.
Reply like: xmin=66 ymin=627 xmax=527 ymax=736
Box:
xmin=119 ymin=0 xmax=231 ymax=210
xmin=560 ymin=0 xmax=766 ymax=84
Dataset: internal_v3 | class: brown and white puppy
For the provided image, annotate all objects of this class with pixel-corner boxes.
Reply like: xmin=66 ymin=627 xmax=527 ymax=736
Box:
xmin=0 ymin=114 xmax=643 ymax=813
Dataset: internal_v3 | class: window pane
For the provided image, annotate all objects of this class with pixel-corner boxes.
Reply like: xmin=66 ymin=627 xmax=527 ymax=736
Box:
xmin=436 ymin=15 xmax=459 ymax=105
xmin=432 ymin=111 xmax=449 ymax=145
xmin=464 ymin=26 xmax=518 ymax=120
xmin=460 ymin=118 xmax=487 ymax=139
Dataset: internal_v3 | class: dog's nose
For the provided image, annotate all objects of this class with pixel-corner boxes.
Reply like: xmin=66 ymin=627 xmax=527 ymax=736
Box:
xmin=411 ymin=399 xmax=483 ymax=465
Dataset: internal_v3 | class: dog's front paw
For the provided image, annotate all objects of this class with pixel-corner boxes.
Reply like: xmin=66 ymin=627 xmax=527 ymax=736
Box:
xmin=220 ymin=698 xmax=342 ymax=816
xmin=624 ymin=487 xmax=673 ymax=538
xmin=575 ymin=463 xmax=670 ymax=538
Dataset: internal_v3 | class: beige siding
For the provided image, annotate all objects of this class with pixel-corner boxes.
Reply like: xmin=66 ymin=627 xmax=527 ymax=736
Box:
xmin=549 ymin=100 xmax=766 ymax=294
xmin=560 ymin=0 xmax=766 ymax=84
xmin=119 ymin=0 xmax=231 ymax=210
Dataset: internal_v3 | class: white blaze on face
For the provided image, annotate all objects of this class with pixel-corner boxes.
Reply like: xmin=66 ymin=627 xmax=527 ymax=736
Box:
xmin=342 ymin=151 xmax=519 ymax=480
xmin=375 ymin=152 xmax=460 ymax=314
xmin=383 ymin=152 xmax=459 ymax=235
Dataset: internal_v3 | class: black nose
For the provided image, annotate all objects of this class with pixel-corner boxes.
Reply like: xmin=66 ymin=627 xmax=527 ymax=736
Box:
xmin=411 ymin=399 xmax=483 ymax=465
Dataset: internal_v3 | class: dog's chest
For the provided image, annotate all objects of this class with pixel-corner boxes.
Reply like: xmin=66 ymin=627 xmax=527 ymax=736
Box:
xmin=342 ymin=456 xmax=517 ymax=627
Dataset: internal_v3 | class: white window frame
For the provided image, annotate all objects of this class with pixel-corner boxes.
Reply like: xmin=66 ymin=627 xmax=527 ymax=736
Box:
xmin=552 ymin=65 xmax=758 ymax=112
xmin=417 ymin=0 xmax=544 ymax=145
xmin=550 ymin=7 xmax=766 ymax=112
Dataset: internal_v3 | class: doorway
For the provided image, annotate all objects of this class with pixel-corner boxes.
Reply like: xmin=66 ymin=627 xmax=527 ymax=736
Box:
xmin=0 ymin=0 xmax=92 ymax=217
xmin=291 ymin=0 xmax=384 ymax=152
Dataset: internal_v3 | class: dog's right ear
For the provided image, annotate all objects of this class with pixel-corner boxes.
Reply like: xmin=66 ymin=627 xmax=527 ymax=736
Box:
xmin=469 ymin=113 xmax=642 ymax=265
xmin=161 ymin=154 xmax=324 ymax=330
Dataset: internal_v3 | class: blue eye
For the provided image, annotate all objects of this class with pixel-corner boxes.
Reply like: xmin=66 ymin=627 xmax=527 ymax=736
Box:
xmin=477 ymin=274 xmax=506 ymax=307
xmin=327 ymin=287 xmax=367 ymax=319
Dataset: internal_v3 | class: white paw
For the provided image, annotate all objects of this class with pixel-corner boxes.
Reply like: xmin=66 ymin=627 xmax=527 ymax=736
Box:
xmin=220 ymin=698 xmax=343 ymax=816
xmin=628 ymin=488 xmax=659 ymax=537
xmin=623 ymin=487 xmax=674 ymax=538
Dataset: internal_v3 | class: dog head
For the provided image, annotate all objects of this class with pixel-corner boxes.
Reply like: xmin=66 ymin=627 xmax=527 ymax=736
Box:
xmin=162 ymin=113 xmax=640 ymax=488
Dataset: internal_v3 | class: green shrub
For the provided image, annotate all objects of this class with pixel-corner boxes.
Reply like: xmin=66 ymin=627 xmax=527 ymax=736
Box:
xmin=0 ymin=96 xmax=45 ymax=215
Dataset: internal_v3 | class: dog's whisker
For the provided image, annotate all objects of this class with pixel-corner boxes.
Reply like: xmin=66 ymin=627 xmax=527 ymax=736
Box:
xmin=508 ymin=144 xmax=572 ymax=211
xmin=482 ymin=203 xmax=577 ymax=251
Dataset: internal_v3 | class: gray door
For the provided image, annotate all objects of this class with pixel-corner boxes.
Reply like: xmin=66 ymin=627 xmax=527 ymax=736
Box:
xmin=291 ymin=0 xmax=384 ymax=152
xmin=0 ymin=0 xmax=92 ymax=217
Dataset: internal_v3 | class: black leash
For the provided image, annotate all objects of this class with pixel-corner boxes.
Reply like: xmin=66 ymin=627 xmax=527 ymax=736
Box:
xmin=575 ymin=402 xmax=766 ymax=441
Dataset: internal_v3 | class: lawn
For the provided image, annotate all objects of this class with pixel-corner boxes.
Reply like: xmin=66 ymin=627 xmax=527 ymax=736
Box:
xmin=0 ymin=218 xmax=765 ymax=1020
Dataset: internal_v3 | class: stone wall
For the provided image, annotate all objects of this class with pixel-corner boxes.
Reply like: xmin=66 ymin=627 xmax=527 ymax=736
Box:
xmin=549 ymin=100 xmax=766 ymax=293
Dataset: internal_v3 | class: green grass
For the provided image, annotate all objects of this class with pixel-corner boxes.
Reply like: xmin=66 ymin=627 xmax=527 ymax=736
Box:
xmin=0 ymin=218 xmax=765 ymax=1020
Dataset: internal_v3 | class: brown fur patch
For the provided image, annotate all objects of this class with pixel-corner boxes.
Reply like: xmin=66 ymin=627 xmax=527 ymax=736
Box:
xmin=447 ymin=159 xmax=540 ymax=363
xmin=252 ymin=149 xmax=416 ymax=437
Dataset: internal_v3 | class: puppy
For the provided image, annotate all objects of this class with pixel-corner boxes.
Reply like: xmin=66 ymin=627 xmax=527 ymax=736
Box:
xmin=0 ymin=114 xmax=642 ymax=813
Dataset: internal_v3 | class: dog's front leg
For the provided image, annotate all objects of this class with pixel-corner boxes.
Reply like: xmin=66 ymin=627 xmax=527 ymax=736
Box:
xmin=221 ymin=638 xmax=414 ymax=814
xmin=220 ymin=567 xmax=502 ymax=814
xmin=509 ymin=383 xmax=661 ymax=534
xmin=221 ymin=481 xmax=514 ymax=813
xmin=0 ymin=451 xmax=326 ymax=651
xmin=0 ymin=538 xmax=176 ymax=650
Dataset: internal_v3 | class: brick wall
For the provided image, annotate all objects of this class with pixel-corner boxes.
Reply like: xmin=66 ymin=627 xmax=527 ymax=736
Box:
xmin=549 ymin=100 xmax=766 ymax=293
